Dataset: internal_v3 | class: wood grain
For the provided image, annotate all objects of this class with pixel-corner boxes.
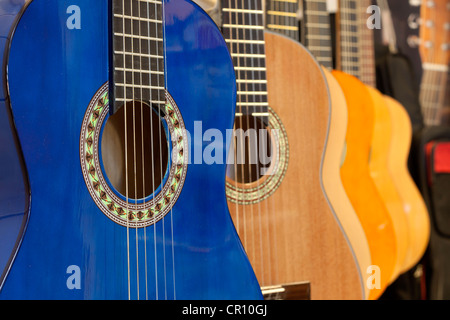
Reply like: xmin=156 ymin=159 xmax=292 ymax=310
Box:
xmin=227 ymin=32 xmax=363 ymax=300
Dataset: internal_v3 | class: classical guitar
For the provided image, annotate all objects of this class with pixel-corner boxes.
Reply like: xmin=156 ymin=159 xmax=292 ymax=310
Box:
xmin=376 ymin=0 xmax=431 ymax=274
xmin=0 ymin=0 xmax=262 ymax=299
xmin=383 ymin=95 xmax=430 ymax=273
xmin=333 ymin=0 xmax=400 ymax=299
xmin=355 ymin=0 xmax=429 ymax=281
xmin=419 ymin=0 xmax=450 ymax=126
xmin=222 ymin=0 xmax=363 ymax=300
xmin=265 ymin=0 xmax=372 ymax=300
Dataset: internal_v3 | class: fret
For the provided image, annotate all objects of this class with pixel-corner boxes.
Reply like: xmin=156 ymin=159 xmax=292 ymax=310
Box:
xmin=114 ymin=32 xmax=163 ymax=42
xmin=238 ymin=91 xmax=269 ymax=95
xmin=113 ymin=13 xmax=162 ymax=24
xmin=223 ymin=8 xmax=264 ymax=14
xmin=267 ymin=10 xmax=297 ymax=18
xmin=236 ymin=79 xmax=268 ymax=84
xmin=236 ymin=102 xmax=269 ymax=106
xmin=231 ymin=53 xmax=266 ymax=58
xmin=111 ymin=0 xmax=165 ymax=113
xmin=222 ymin=0 xmax=269 ymax=120
xmin=116 ymin=83 xmax=165 ymax=90
xmin=267 ymin=24 xmax=299 ymax=31
xmin=225 ymin=39 xmax=265 ymax=44
xmin=114 ymin=51 xmax=164 ymax=60
xmin=422 ymin=63 xmax=449 ymax=72
xmin=302 ymin=0 xmax=334 ymax=70
xmin=115 ymin=98 xmax=165 ymax=104
xmin=265 ymin=0 xmax=299 ymax=40
xmin=223 ymin=24 xmax=265 ymax=31
xmin=420 ymin=68 xmax=450 ymax=126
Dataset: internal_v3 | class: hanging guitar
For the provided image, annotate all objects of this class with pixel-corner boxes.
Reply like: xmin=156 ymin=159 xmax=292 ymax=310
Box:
xmin=222 ymin=0 xmax=363 ymax=300
xmin=419 ymin=0 xmax=450 ymax=126
xmin=0 ymin=0 xmax=262 ymax=299
xmin=333 ymin=0 xmax=400 ymax=299
xmin=265 ymin=0 xmax=373 ymax=300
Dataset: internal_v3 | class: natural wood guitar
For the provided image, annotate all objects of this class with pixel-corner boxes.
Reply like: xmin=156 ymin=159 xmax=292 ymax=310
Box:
xmin=264 ymin=0 xmax=371 ymax=300
xmin=221 ymin=0 xmax=363 ymax=299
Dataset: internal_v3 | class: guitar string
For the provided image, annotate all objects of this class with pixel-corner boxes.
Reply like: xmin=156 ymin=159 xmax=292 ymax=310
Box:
xmin=154 ymin=0 xmax=168 ymax=301
xmin=264 ymin=0 xmax=276 ymax=289
xmin=268 ymin=0 xmax=280 ymax=287
xmin=232 ymin=0 xmax=248 ymax=273
xmin=145 ymin=0 xmax=159 ymax=300
xmin=136 ymin=0 xmax=148 ymax=300
xmin=161 ymin=0 xmax=177 ymax=301
xmin=258 ymin=0 xmax=268 ymax=287
xmin=120 ymin=0 xmax=131 ymax=300
xmin=225 ymin=0 xmax=240 ymax=248
xmin=129 ymin=0 xmax=141 ymax=300
xmin=246 ymin=0 xmax=265 ymax=288
xmin=429 ymin=2 xmax=439 ymax=124
xmin=420 ymin=3 xmax=437 ymax=125
xmin=241 ymin=0 xmax=251 ymax=272
xmin=263 ymin=0 xmax=273 ymax=287
xmin=137 ymin=0 xmax=149 ymax=300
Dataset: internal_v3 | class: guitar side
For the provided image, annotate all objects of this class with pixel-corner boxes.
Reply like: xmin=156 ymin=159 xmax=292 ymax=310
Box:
xmin=384 ymin=96 xmax=430 ymax=272
xmin=321 ymin=68 xmax=371 ymax=300
xmin=0 ymin=0 xmax=262 ymax=299
xmin=332 ymin=70 xmax=397 ymax=300
xmin=367 ymin=86 xmax=410 ymax=284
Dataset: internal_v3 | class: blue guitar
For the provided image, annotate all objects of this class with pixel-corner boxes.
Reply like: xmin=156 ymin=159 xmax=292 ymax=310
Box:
xmin=0 ymin=0 xmax=262 ymax=300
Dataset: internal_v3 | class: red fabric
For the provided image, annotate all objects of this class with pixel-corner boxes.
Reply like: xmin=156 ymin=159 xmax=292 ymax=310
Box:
xmin=426 ymin=141 xmax=436 ymax=186
xmin=434 ymin=142 xmax=450 ymax=174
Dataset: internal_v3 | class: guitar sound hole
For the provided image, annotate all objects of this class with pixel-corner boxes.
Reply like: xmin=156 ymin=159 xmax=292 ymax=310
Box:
xmin=227 ymin=115 xmax=273 ymax=184
xmin=101 ymin=101 xmax=169 ymax=200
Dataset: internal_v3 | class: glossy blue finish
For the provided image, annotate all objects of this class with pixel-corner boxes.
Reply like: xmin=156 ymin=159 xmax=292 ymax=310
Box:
xmin=0 ymin=0 xmax=29 ymax=290
xmin=0 ymin=0 xmax=262 ymax=299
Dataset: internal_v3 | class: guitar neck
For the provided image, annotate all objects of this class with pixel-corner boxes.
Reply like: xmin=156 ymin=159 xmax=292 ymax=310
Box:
xmin=110 ymin=0 xmax=166 ymax=114
xmin=337 ymin=0 xmax=376 ymax=87
xmin=418 ymin=0 xmax=450 ymax=126
xmin=302 ymin=0 xmax=334 ymax=70
xmin=221 ymin=0 xmax=269 ymax=118
xmin=420 ymin=66 xmax=450 ymax=126
xmin=265 ymin=0 xmax=300 ymax=42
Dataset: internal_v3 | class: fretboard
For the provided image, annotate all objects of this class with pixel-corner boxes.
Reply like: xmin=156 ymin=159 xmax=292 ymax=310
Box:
xmin=221 ymin=0 xmax=269 ymax=120
xmin=358 ymin=0 xmax=376 ymax=87
xmin=338 ymin=0 xmax=376 ymax=86
xmin=265 ymin=0 xmax=300 ymax=42
xmin=420 ymin=66 xmax=450 ymax=126
xmin=110 ymin=0 xmax=165 ymax=114
xmin=303 ymin=0 xmax=334 ymax=70
xmin=338 ymin=0 xmax=362 ymax=79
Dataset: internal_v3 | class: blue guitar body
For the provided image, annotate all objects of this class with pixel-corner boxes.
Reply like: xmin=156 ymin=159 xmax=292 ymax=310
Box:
xmin=0 ymin=0 xmax=262 ymax=299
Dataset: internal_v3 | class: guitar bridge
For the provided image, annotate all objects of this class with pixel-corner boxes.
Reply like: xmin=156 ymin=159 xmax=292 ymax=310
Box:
xmin=261 ymin=282 xmax=311 ymax=300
